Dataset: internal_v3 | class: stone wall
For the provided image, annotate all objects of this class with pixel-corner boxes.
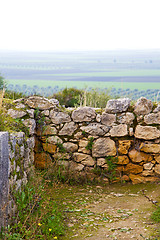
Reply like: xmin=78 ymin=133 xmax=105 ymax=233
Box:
xmin=7 ymin=96 xmax=160 ymax=184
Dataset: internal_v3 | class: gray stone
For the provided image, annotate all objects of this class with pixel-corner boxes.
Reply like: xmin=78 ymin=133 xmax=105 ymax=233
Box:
xmin=134 ymin=97 xmax=153 ymax=115
xmin=48 ymin=98 xmax=59 ymax=106
xmin=41 ymin=110 xmax=49 ymax=116
xmin=0 ymin=132 xmax=9 ymax=230
xmin=72 ymin=107 xmax=96 ymax=122
xmin=101 ymin=113 xmax=116 ymax=126
xmin=23 ymin=119 xmax=36 ymax=135
xmin=73 ymin=153 xmax=95 ymax=166
xmin=26 ymin=109 xmax=34 ymax=118
xmin=50 ymin=110 xmax=71 ymax=124
xmin=47 ymin=136 xmax=63 ymax=144
xmin=117 ymin=112 xmax=135 ymax=125
xmin=92 ymin=137 xmax=116 ymax=157
xmin=97 ymin=158 xmax=106 ymax=166
xmin=63 ymin=142 xmax=78 ymax=152
xmin=59 ymin=122 xmax=77 ymax=136
xmin=15 ymin=103 xmax=26 ymax=109
xmin=7 ymin=109 xmax=27 ymax=119
xmin=135 ymin=125 xmax=160 ymax=140
xmin=144 ymin=112 xmax=160 ymax=124
xmin=96 ymin=114 xmax=101 ymax=122
xmin=80 ymin=123 xmax=109 ymax=136
xmin=110 ymin=124 xmax=128 ymax=137
xmin=24 ymin=96 xmax=56 ymax=110
xmin=105 ymin=98 xmax=131 ymax=113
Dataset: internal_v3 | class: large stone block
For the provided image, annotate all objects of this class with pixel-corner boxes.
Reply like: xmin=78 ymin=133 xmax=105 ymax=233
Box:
xmin=78 ymin=140 xmax=90 ymax=154
xmin=59 ymin=122 xmax=77 ymax=136
xmin=101 ymin=113 xmax=116 ymax=126
xmin=110 ymin=124 xmax=128 ymax=137
xmin=118 ymin=140 xmax=132 ymax=154
xmin=140 ymin=143 xmax=160 ymax=153
xmin=105 ymin=98 xmax=131 ymax=113
xmin=72 ymin=107 xmax=96 ymax=122
xmin=135 ymin=125 xmax=160 ymax=140
xmin=47 ymin=136 xmax=63 ymax=144
xmin=154 ymin=164 xmax=160 ymax=175
xmin=124 ymin=163 xmax=143 ymax=174
xmin=34 ymin=152 xmax=52 ymax=169
xmin=92 ymin=137 xmax=116 ymax=157
xmin=128 ymin=149 xmax=153 ymax=163
xmin=117 ymin=112 xmax=135 ymax=125
xmin=134 ymin=97 xmax=153 ymax=115
xmin=154 ymin=155 xmax=160 ymax=163
xmin=144 ymin=112 xmax=160 ymax=124
xmin=50 ymin=111 xmax=71 ymax=124
xmin=7 ymin=109 xmax=27 ymax=119
xmin=24 ymin=96 xmax=56 ymax=110
xmin=117 ymin=155 xmax=129 ymax=165
xmin=73 ymin=153 xmax=95 ymax=166
xmin=63 ymin=142 xmax=78 ymax=152
xmin=42 ymin=142 xmax=57 ymax=154
xmin=23 ymin=119 xmax=36 ymax=135
xmin=80 ymin=123 xmax=109 ymax=136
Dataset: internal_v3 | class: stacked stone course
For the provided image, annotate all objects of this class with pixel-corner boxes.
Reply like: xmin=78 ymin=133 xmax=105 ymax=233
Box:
xmin=7 ymin=96 xmax=160 ymax=184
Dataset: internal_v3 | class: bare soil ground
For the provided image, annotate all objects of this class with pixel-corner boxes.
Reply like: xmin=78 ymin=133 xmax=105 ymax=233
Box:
xmin=48 ymin=182 xmax=160 ymax=240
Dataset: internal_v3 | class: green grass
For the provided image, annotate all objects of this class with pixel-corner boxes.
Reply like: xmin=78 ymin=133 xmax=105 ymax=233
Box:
xmin=8 ymin=79 xmax=160 ymax=91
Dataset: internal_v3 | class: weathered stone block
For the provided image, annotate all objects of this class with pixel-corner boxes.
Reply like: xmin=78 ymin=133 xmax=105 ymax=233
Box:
xmin=154 ymin=155 xmax=160 ymax=164
xmin=47 ymin=136 xmax=63 ymax=144
xmin=69 ymin=161 xmax=84 ymax=171
xmin=105 ymin=98 xmax=131 ymax=113
xmin=23 ymin=119 xmax=36 ymax=135
xmin=34 ymin=152 xmax=52 ymax=169
xmin=7 ymin=109 xmax=27 ymax=119
xmin=92 ymin=137 xmax=116 ymax=157
xmin=140 ymin=143 xmax=160 ymax=153
xmin=72 ymin=107 xmax=96 ymax=122
xmin=78 ymin=140 xmax=90 ymax=154
xmin=59 ymin=122 xmax=77 ymax=136
xmin=154 ymin=164 xmax=160 ymax=175
xmin=144 ymin=112 xmax=160 ymax=124
xmin=117 ymin=112 xmax=135 ymax=125
xmin=80 ymin=123 xmax=109 ymax=136
xmin=73 ymin=153 xmax=95 ymax=166
xmin=42 ymin=142 xmax=57 ymax=154
xmin=135 ymin=125 xmax=160 ymax=140
xmin=25 ymin=96 xmax=56 ymax=110
xmin=97 ymin=158 xmax=106 ymax=166
xmin=143 ymin=162 xmax=154 ymax=170
xmin=50 ymin=111 xmax=71 ymax=124
xmin=117 ymin=155 xmax=129 ymax=165
xmin=129 ymin=149 xmax=153 ymax=163
xmin=124 ymin=163 xmax=143 ymax=174
xmin=134 ymin=97 xmax=153 ymax=115
xmin=101 ymin=113 xmax=116 ymax=126
xmin=110 ymin=124 xmax=128 ymax=137
xmin=118 ymin=140 xmax=132 ymax=154
xmin=63 ymin=142 xmax=78 ymax=152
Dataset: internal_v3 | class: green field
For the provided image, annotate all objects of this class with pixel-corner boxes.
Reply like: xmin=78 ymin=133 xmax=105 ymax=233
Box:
xmin=8 ymin=79 xmax=160 ymax=91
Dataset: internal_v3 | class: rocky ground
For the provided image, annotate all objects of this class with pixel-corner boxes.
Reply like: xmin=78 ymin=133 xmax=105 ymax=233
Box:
xmin=48 ymin=182 xmax=160 ymax=240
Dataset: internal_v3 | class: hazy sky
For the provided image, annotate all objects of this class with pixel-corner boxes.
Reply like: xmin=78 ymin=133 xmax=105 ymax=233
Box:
xmin=0 ymin=0 xmax=160 ymax=51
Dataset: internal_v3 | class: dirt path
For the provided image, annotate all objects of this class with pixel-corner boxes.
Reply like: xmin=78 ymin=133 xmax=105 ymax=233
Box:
xmin=48 ymin=183 xmax=160 ymax=240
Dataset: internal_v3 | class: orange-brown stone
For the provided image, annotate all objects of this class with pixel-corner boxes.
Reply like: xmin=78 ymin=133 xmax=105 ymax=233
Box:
xmin=118 ymin=140 xmax=132 ymax=154
xmin=117 ymin=155 xmax=130 ymax=165
xmin=42 ymin=142 xmax=57 ymax=154
xmin=128 ymin=149 xmax=153 ymax=163
xmin=154 ymin=155 xmax=160 ymax=164
xmin=124 ymin=163 xmax=143 ymax=174
xmin=34 ymin=137 xmax=43 ymax=153
xmin=34 ymin=152 xmax=52 ymax=169
xmin=129 ymin=174 xmax=158 ymax=184
xmin=140 ymin=143 xmax=160 ymax=154
xmin=121 ymin=175 xmax=130 ymax=182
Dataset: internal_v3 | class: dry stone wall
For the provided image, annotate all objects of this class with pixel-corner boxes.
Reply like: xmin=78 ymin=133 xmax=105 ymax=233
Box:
xmin=7 ymin=96 xmax=160 ymax=184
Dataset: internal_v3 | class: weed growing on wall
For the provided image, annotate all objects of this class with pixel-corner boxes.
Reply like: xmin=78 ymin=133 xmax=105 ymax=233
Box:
xmin=86 ymin=137 xmax=94 ymax=150
xmin=0 ymin=173 xmax=65 ymax=240
xmin=105 ymin=156 xmax=118 ymax=183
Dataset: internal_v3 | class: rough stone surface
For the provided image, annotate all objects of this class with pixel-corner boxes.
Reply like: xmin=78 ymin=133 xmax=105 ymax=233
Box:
xmin=34 ymin=152 xmax=52 ymax=169
xmin=63 ymin=142 xmax=78 ymax=152
xmin=53 ymin=152 xmax=70 ymax=160
xmin=105 ymin=98 xmax=131 ymax=113
xmin=135 ymin=125 xmax=160 ymax=140
xmin=24 ymin=96 xmax=55 ymax=110
xmin=140 ymin=143 xmax=160 ymax=153
xmin=129 ymin=174 xmax=146 ymax=184
xmin=134 ymin=97 xmax=153 ymax=115
xmin=23 ymin=119 xmax=36 ymax=135
xmin=129 ymin=149 xmax=153 ymax=163
xmin=7 ymin=109 xmax=27 ymax=119
xmin=92 ymin=137 xmax=116 ymax=157
xmin=69 ymin=161 xmax=84 ymax=171
xmin=154 ymin=164 xmax=160 ymax=175
xmin=117 ymin=112 xmax=135 ymax=125
xmin=80 ymin=123 xmax=109 ymax=136
xmin=47 ymin=136 xmax=63 ymax=144
xmin=118 ymin=140 xmax=132 ymax=154
xmin=124 ymin=163 xmax=143 ymax=174
xmin=72 ymin=107 xmax=96 ymax=122
xmin=144 ymin=112 xmax=160 ymax=124
xmin=153 ymin=104 xmax=160 ymax=112
xmin=101 ymin=113 xmax=116 ymax=126
xmin=154 ymin=155 xmax=160 ymax=164
xmin=97 ymin=158 xmax=106 ymax=166
xmin=59 ymin=122 xmax=77 ymax=136
xmin=117 ymin=155 xmax=129 ymax=165
xmin=41 ymin=126 xmax=57 ymax=135
xmin=142 ymin=170 xmax=154 ymax=176
xmin=73 ymin=153 xmax=95 ymax=166
xmin=78 ymin=140 xmax=90 ymax=154
xmin=50 ymin=111 xmax=71 ymax=124
xmin=42 ymin=142 xmax=57 ymax=154
xmin=143 ymin=162 xmax=154 ymax=170
xmin=110 ymin=124 xmax=128 ymax=137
